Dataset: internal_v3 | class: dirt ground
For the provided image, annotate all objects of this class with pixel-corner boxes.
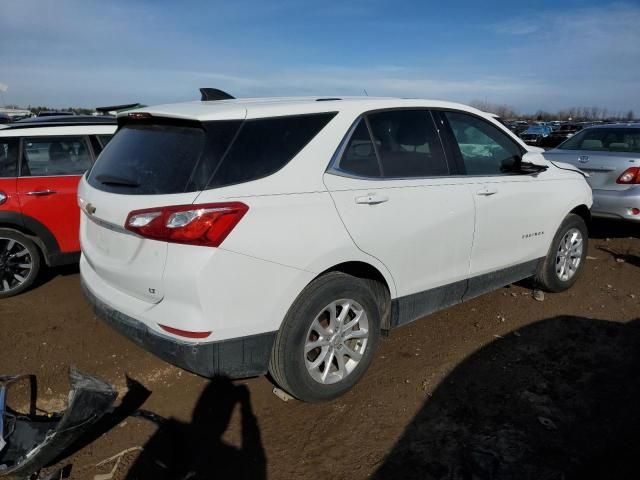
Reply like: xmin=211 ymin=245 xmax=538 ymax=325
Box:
xmin=1 ymin=220 xmax=638 ymax=480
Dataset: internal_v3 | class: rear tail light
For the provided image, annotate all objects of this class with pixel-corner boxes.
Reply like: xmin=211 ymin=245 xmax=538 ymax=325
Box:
xmin=125 ymin=202 xmax=248 ymax=247
xmin=616 ymin=167 xmax=640 ymax=184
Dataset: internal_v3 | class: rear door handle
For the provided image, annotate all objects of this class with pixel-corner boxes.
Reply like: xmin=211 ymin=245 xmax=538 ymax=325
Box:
xmin=477 ymin=187 xmax=498 ymax=196
xmin=26 ymin=190 xmax=57 ymax=196
xmin=355 ymin=193 xmax=389 ymax=205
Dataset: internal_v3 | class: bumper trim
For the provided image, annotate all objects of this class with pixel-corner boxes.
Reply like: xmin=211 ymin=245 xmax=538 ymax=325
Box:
xmin=82 ymin=281 xmax=277 ymax=379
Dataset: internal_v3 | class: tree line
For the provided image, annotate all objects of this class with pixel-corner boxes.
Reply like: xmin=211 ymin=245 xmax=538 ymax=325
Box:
xmin=470 ymin=100 xmax=635 ymax=122
xmin=4 ymin=104 xmax=95 ymax=115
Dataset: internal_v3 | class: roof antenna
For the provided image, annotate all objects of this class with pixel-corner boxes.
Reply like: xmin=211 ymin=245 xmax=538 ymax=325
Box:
xmin=363 ymin=88 xmax=369 ymax=97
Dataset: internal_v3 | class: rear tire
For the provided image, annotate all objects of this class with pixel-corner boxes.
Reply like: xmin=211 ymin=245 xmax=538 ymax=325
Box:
xmin=0 ymin=229 xmax=41 ymax=299
xmin=534 ymin=214 xmax=588 ymax=292
xmin=269 ymin=272 xmax=381 ymax=402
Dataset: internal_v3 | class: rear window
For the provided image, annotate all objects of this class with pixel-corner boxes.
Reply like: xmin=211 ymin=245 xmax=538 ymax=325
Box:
xmin=559 ymin=128 xmax=640 ymax=153
xmin=87 ymin=113 xmax=335 ymax=195
xmin=87 ymin=122 xmax=239 ymax=195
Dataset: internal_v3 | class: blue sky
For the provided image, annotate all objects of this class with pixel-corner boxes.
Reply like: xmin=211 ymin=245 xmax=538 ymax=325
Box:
xmin=1 ymin=0 xmax=638 ymax=114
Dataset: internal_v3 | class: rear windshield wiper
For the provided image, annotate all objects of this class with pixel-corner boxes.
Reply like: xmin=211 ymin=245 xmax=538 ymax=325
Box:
xmin=95 ymin=174 xmax=140 ymax=187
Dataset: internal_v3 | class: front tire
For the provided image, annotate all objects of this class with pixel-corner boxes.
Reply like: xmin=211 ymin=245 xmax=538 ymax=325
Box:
xmin=534 ymin=213 xmax=588 ymax=292
xmin=0 ymin=229 xmax=41 ymax=299
xmin=269 ymin=272 xmax=381 ymax=402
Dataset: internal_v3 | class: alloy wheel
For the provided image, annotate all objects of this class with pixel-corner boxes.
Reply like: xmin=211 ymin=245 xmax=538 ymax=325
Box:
xmin=304 ymin=299 xmax=369 ymax=385
xmin=0 ymin=237 xmax=33 ymax=293
xmin=555 ymin=227 xmax=583 ymax=281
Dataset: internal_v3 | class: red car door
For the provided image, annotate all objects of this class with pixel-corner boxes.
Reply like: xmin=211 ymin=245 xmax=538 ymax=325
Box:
xmin=17 ymin=136 xmax=94 ymax=253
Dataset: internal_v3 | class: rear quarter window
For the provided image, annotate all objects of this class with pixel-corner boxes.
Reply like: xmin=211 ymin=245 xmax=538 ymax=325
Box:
xmin=207 ymin=112 xmax=336 ymax=188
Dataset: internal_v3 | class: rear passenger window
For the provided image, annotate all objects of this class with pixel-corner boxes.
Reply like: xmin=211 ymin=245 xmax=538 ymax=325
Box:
xmin=21 ymin=137 xmax=92 ymax=176
xmin=368 ymin=110 xmax=448 ymax=178
xmin=0 ymin=139 xmax=18 ymax=177
xmin=444 ymin=112 xmax=523 ymax=175
xmin=208 ymin=113 xmax=336 ymax=188
xmin=336 ymin=110 xmax=449 ymax=178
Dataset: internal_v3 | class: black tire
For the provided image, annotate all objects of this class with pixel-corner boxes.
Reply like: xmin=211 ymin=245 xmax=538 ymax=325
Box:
xmin=269 ymin=272 xmax=381 ymax=402
xmin=534 ymin=214 xmax=588 ymax=293
xmin=0 ymin=229 xmax=41 ymax=299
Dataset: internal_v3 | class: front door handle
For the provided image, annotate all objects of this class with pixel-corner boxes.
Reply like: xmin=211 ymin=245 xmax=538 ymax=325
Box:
xmin=355 ymin=193 xmax=389 ymax=205
xmin=477 ymin=187 xmax=498 ymax=196
xmin=25 ymin=189 xmax=57 ymax=196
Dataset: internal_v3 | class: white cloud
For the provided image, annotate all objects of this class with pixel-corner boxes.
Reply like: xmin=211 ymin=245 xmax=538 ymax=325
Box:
xmin=0 ymin=83 xmax=8 ymax=93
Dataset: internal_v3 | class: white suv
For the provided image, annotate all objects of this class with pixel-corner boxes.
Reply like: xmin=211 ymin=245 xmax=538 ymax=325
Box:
xmin=79 ymin=96 xmax=592 ymax=402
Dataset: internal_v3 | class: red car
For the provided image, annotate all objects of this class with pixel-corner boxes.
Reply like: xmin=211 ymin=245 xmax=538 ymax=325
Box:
xmin=0 ymin=118 xmax=116 ymax=298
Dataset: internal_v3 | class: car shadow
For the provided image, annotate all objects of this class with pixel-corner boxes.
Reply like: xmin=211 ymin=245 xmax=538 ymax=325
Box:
xmin=596 ymin=245 xmax=640 ymax=267
xmin=125 ymin=376 xmax=266 ymax=480
xmin=32 ymin=264 xmax=80 ymax=290
xmin=589 ymin=218 xmax=639 ymax=240
xmin=373 ymin=315 xmax=640 ymax=480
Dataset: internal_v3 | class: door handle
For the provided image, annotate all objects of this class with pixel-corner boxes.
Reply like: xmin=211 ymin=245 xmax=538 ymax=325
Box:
xmin=477 ymin=187 xmax=498 ymax=196
xmin=355 ymin=193 xmax=389 ymax=205
xmin=26 ymin=189 xmax=57 ymax=196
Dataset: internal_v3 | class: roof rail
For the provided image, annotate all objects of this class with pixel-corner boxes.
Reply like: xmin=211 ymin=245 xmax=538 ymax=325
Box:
xmin=200 ymin=88 xmax=235 ymax=101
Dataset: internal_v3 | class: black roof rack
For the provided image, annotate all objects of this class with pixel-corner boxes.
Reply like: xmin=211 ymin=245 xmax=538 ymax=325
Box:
xmin=200 ymin=88 xmax=235 ymax=101
xmin=316 ymin=97 xmax=342 ymax=101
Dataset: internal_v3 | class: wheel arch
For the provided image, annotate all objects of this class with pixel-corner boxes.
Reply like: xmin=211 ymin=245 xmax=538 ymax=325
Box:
xmin=315 ymin=260 xmax=394 ymax=331
xmin=569 ymin=204 xmax=591 ymax=227
xmin=0 ymin=211 xmax=60 ymax=266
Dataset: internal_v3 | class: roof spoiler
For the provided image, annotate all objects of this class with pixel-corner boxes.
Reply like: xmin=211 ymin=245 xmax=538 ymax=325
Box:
xmin=96 ymin=103 xmax=143 ymax=114
xmin=200 ymin=88 xmax=235 ymax=101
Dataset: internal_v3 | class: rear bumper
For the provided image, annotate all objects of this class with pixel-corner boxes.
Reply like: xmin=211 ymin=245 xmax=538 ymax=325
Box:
xmin=592 ymin=187 xmax=640 ymax=222
xmin=82 ymin=280 xmax=276 ymax=379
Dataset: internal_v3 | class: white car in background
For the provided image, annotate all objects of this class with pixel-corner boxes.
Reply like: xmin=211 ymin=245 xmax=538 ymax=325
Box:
xmin=79 ymin=94 xmax=592 ymax=402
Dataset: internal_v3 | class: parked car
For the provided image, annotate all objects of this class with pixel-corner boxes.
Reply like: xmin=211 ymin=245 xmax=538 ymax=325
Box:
xmin=519 ymin=125 xmax=552 ymax=145
xmin=544 ymin=123 xmax=640 ymax=222
xmin=0 ymin=113 xmax=11 ymax=125
xmin=540 ymin=123 xmax=584 ymax=148
xmin=79 ymin=95 xmax=592 ymax=402
xmin=17 ymin=115 xmax=115 ymax=124
xmin=0 ymin=119 xmax=116 ymax=298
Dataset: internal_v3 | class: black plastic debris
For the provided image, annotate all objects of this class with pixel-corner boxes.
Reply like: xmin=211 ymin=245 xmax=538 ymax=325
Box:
xmin=0 ymin=368 xmax=117 ymax=479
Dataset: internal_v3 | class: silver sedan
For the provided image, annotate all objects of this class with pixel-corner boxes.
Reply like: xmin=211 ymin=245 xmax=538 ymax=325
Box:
xmin=544 ymin=124 xmax=640 ymax=222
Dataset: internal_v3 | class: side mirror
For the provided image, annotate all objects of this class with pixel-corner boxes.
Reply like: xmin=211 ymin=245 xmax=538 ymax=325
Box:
xmin=522 ymin=151 xmax=548 ymax=168
xmin=520 ymin=151 xmax=549 ymax=173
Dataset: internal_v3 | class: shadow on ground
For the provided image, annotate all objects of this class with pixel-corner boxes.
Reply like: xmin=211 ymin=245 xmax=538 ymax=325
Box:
xmin=32 ymin=263 xmax=79 ymax=290
xmin=589 ymin=218 xmax=639 ymax=240
xmin=125 ymin=377 xmax=266 ymax=480
xmin=374 ymin=316 xmax=640 ymax=480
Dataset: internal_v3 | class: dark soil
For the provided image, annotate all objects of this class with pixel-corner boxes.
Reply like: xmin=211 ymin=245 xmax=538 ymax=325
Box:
xmin=0 ymin=219 xmax=638 ymax=480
